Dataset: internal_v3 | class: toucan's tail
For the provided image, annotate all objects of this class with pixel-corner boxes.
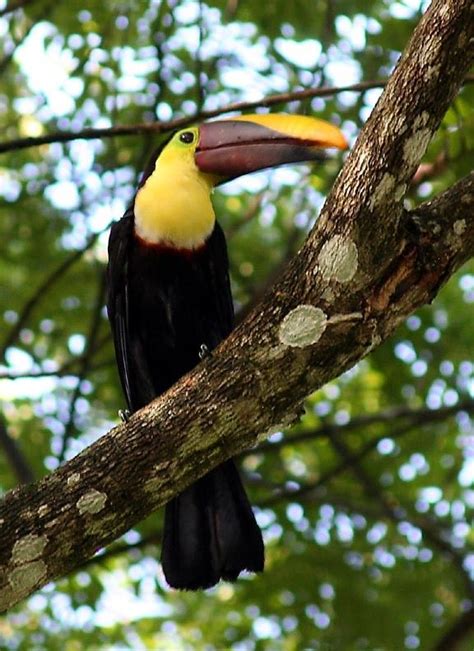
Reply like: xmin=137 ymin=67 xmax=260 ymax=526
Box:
xmin=161 ymin=459 xmax=264 ymax=590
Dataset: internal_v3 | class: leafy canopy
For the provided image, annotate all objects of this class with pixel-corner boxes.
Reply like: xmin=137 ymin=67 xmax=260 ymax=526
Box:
xmin=0 ymin=0 xmax=473 ymax=649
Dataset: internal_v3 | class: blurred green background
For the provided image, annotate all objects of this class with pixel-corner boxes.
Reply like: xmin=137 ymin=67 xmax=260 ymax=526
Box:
xmin=0 ymin=0 xmax=473 ymax=649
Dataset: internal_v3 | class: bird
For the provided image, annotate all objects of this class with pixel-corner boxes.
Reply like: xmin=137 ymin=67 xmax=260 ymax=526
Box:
xmin=106 ymin=113 xmax=347 ymax=590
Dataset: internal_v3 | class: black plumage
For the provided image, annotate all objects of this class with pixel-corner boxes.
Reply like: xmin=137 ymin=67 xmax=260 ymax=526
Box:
xmin=107 ymin=200 xmax=264 ymax=589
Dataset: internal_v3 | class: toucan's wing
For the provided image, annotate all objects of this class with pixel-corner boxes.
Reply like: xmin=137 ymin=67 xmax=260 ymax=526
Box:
xmin=106 ymin=209 xmax=135 ymax=412
xmin=206 ymin=222 xmax=235 ymax=342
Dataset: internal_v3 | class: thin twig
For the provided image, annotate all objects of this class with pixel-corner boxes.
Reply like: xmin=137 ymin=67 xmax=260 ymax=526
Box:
xmin=327 ymin=430 xmax=474 ymax=599
xmin=134 ymin=1 xmax=175 ymax=178
xmin=258 ymin=414 xmax=428 ymax=508
xmin=77 ymin=533 xmax=162 ymax=571
xmin=0 ymin=332 xmax=112 ymax=379
xmin=258 ymin=399 xmax=474 ymax=594
xmin=0 ymin=412 xmax=35 ymax=485
xmin=58 ymin=270 xmax=107 ymax=463
xmin=0 ymin=0 xmax=36 ymax=17
xmin=195 ymin=0 xmax=206 ymax=113
xmin=0 ymin=358 xmax=114 ymax=380
xmin=0 ymin=14 xmax=37 ymax=75
xmin=0 ymin=80 xmax=424 ymax=155
xmin=253 ymin=399 xmax=474 ymax=455
xmin=432 ymin=607 xmax=474 ymax=651
xmin=1 ymin=228 xmax=108 ymax=364
xmin=2 ymin=75 xmax=471 ymax=155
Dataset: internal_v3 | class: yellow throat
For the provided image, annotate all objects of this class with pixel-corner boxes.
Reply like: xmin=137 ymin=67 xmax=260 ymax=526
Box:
xmin=134 ymin=129 xmax=216 ymax=249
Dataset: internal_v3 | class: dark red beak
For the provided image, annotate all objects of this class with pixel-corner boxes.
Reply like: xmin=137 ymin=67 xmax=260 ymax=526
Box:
xmin=195 ymin=114 xmax=347 ymax=182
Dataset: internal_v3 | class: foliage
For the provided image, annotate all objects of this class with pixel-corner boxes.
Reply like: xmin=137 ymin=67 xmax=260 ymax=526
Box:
xmin=0 ymin=0 xmax=472 ymax=649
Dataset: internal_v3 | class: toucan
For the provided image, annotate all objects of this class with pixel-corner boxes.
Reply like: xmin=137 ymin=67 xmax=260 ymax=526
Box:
xmin=106 ymin=113 xmax=347 ymax=590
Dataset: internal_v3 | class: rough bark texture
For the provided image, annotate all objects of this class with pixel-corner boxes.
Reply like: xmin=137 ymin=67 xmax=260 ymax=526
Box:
xmin=0 ymin=0 xmax=473 ymax=611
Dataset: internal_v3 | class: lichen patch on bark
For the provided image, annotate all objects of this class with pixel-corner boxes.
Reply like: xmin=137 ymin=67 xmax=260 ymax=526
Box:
xmin=403 ymin=114 xmax=432 ymax=169
xmin=67 ymin=473 xmax=81 ymax=487
xmin=38 ymin=505 xmax=50 ymax=518
xmin=8 ymin=560 xmax=47 ymax=593
xmin=394 ymin=183 xmax=407 ymax=202
xmin=369 ymin=173 xmax=396 ymax=210
xmin=76 ymin=490 xmax=107 ymax=515
xmin=279 ymin=305 xmax=328 ymax=348
xmin=453 ymin=219 xmax=466 ymax=235
xmin=11 ymin=535 xmax=48 ymax=564
xmin=319 ymin=235 xmax=359 ymax=283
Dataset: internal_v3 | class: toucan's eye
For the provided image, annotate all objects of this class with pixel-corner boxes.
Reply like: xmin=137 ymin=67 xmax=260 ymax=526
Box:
xmin=179 ymin=131 xmax=195 ymax=144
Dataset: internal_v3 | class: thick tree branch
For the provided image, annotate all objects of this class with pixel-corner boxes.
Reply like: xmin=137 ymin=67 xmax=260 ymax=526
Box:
xmin=0 ymin=0 xmax=472 ymax=611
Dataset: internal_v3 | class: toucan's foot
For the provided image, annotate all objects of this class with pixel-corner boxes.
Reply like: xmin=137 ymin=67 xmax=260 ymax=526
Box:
xmin=199 ymin=343 xmax=212 ymax=360
xmin=119 ymin=409 xmax=131 ymax=423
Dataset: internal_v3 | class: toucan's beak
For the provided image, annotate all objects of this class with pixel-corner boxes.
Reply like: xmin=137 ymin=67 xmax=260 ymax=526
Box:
xmin=195 ymin=113 xmax=348 ymax=181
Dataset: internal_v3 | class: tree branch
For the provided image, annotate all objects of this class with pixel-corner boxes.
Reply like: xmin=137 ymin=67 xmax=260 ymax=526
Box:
xmin=1 ymin=228 xmax=106 ymax=364
xmin=1 ymin=77 xmax=472 ymax=155
xmin=0 ymin=413 xmax=35 ymax=485
xmin=0 ymin=0 xmax=37 ymax=18
xmin=77 ymin=533 xmax=162 ymax=571
xmin=0 ymin=14 xmax=37 ymax=75
xmin=433 ymin=607 xmax=474 ymax=651
xmin=258 ymin=399 xmax=474 ymax=508
xmin=0 ymin=356 xmax=113 ymax=380
xmin=58 ymin=270 xmax=107 ymax=463
xmin=253 ymin=398 xmax=474 ymax=455
xmin=1 ymin=248 xmax=93 ymax=364
xmin=0 ymin=0 xmax=472 ymax=611
xmin=325 ymin=426 xmax=473 ymax=598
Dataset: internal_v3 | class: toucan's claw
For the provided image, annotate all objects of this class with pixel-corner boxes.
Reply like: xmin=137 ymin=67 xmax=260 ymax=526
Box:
xmin=119 ymin=409 xmax=131 ymax=423
xmin=199 ymin=343 xmax=212 ymax=360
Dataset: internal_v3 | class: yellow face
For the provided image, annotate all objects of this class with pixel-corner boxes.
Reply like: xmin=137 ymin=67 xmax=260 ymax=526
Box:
xmin=134 ymin=127 xmax=218 ymax=249
xmin=156 ymin=126 xmax=200 ymax=170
